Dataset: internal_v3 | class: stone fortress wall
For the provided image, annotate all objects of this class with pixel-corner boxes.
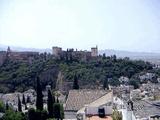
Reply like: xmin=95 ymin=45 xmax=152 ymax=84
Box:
xmin=0 ymin=47 xmax=39 ymax=65
xmin=52 ymin=46 xmax=98 ymax=61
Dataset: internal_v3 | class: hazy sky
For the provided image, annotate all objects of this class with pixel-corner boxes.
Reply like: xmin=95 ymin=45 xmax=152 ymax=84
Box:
xmin=0 ymin=0 xmax=160 ymax=52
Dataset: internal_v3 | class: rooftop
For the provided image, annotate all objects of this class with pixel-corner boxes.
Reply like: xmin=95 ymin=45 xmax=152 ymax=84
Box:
xmin=132 ymin=100 xmax=160 ymax=119
xmin=86 ymin=116 xmax=112 ymax=120
xmin=65 ymin=90 xmax=109 ymax=111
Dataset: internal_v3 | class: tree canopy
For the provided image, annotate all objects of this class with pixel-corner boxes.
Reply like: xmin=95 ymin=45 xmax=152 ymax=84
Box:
xmin=0 ymin=54 xmax=154 ymax=93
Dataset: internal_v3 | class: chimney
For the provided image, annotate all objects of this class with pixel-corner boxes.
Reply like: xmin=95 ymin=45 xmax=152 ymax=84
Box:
xmin=128 ymin=100 xmax=134 ymax=111
xmin=98 ymin=107 xmax=105 ymax=118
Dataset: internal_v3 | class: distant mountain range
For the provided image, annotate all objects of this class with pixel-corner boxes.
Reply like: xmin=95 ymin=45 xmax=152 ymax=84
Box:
xmin=99 ymin=49 xmax=160 ymax=59
xmin=0 ymin=44 xmax=51 ymax=53
xmin=1 ymin=44 xmax=160 ymax=64
xmin=99 ymin=49 xmax=160 ymax=65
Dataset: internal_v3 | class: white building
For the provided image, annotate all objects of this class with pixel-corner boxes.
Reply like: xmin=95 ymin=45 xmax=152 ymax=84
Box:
xmin=65 ymin=90 xmax=113 ymax=120
xmin=114 ymin=97 xmax=160 ymax=120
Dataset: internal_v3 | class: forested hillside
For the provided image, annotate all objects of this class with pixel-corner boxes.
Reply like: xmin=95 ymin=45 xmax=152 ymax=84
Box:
xmin=0 ymin=54 xmax=153 ymax=93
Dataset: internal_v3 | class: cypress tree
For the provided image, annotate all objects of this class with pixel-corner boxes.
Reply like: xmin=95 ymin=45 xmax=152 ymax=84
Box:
xmin=27 ymin=95 xmax=31 ymax=103
xmin=18 ymin=95 xmax=22 ymax=112
xmin=23 ymin=94 xmax=28 ymax=110
xmin=47 ymin=89 xmax=54 ymax=118
xmin=56 ymin=97 xmax=59 ymax=103
xmin=22 ymin=94 xmax=26 ymax=105
xmin=53 ymin=93 xmax=56 ymax=104
xmin=25 ymin=104 xmax=28 ymax=110
xmin=28 ymin=108 xmax=36 ymax=120
xmin=6 ymin=102 xmax=9 ymax=110
xmin=52 ymin=93 xmax=56 ymax=117
xmin=54 ymin=103 xmax=61 ymax=120
xmin=36 ymin=77 xmax=43 ymax=111
xmin=103 ymin=79 xmax=106 ymax=90
xmin=72 ymin=74 xmax=79 ymax=89
xmin=103 ymin=79 xmax=109 ymax=90
xmin=102 ymin=53 xmax=106 ymax=59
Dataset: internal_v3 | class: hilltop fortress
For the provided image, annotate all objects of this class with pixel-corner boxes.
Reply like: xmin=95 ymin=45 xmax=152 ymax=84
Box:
xmin=0 ymin=46 xmax=98 ymax=65
xmin=0 ymin=47 xmax=39 ymax=65
xmin=52 ymin=46 xmax=98 ymax=61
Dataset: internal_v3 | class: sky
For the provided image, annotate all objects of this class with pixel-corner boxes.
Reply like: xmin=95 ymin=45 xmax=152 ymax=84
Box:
xmin=0 ymin=0 xmax=160 ymax=52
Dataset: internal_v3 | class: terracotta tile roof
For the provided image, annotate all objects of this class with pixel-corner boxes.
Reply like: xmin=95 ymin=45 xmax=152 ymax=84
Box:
xmin=65 ymin=90 xmax=108 ymax=111
xmin=132 ymin=100 xmax=160 ymax=119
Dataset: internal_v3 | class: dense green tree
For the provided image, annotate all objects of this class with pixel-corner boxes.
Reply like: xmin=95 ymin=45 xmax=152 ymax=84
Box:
xmin=108 ymin=77 xmax=120 ymax=86
xmin=129 ymin=79 xmax=139 ymax=89
xmin=59 ymin=104 xmax=64 ymax=119
xmin=53 ymin=103 xmax=63 ymax=120
xmin=28 ymin=108 xmax=48 ymax=120
xmin=36 ymin=77 xmax=43 ymax=111
xmin=41 ymin=110 xmax=48 ymax=120
xmin=111 ymin=55 xmax=117 ymax=62
xmin=2 ymin=110 xmax=26 ymax=120
xmin=54 ymin=103 xmax=60 ymax=120
xmin=0 ymin=54 xmax=154 ymax=93
xmin=28 ymin=108 xmax=36 ymax=120
xmin=102 ymin=53 xmax=106 ymax=59
xmin=0 ymin=100 xmax=5 ymax=113
xmin=112 ymin=110 xmax=122 ymax=120
xmin=46 ymin=119 xmax=55 ymax=120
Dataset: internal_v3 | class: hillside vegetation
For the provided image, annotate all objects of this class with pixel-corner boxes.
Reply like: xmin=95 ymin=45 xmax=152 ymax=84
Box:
xmin=0 ymin=54 xmax=153 ymax=93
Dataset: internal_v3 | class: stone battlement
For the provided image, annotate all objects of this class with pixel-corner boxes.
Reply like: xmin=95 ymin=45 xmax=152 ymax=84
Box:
xmin=52 ymin=46 xmax=98 ymax=61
